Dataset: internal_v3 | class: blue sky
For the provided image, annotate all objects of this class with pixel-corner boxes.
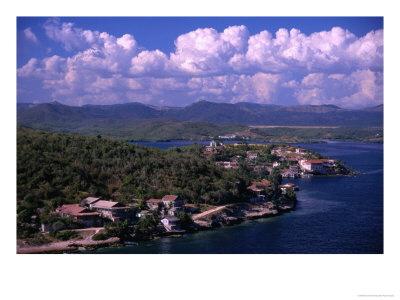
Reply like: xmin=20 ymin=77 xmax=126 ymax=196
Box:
xmin=17 ymin=17 xmax=383 ymax=108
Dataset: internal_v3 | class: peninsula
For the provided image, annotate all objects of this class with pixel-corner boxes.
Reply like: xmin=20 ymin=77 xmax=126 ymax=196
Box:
xmin=17 ymin=128 xmax=355 ymax=253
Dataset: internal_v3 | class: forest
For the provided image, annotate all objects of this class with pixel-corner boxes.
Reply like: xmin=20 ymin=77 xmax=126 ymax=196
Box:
xmin=17 ymin=127 xmax=261 ymax=236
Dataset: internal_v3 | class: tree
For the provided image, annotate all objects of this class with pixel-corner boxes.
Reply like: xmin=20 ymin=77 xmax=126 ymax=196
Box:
xmin=104 ymin=220 xmax=130 ymax=242
xmin=268 ymin=168 xmax=282 ymax=191
xmin=285 ymin=188 xmax=297 ymax=201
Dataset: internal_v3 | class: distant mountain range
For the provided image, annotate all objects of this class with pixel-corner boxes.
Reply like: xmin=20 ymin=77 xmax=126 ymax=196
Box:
xmin=18 ymin=100 xmax=383 ymax=128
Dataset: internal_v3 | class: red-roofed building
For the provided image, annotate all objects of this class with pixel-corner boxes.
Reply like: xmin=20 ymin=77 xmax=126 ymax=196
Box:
xmin=91 ymin=200 xmax=131 ymax=222
xmin=300 ymin=159 xmax=324 ymax=173
xmin=296 ymin=148 xmax=307 ymax=154
xmin=146 ymin=198 xmax=163 ymax=210
xmin=247 ymin=179 xmax=271 ymax=203
xmin=56 ymin=204 xmax=101 ymax=227
xmin=162 ymin=195 xmax=183 ymax=207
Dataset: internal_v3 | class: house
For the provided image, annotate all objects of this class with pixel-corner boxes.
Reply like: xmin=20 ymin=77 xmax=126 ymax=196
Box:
xmin=229 ymin=161 xmax=239 ymax=169
xmin=162 ymin=195 xmax=183 ymax=208
xmin=300 ymin=159 xmax=324 ymax=173
xmin=90 ymin=200 xmax=131 ymax=222
xmin=271 ymin=147 xmax=283 ymax=155
xmin=247 ymin=151 xmax=258 ymax=160
xmin=146 ymin=198 xmax=163 ymax=210
xmin=168 ymin=206 xmax=184 ymax=216
xmin=273 ymin=161 xmax=281 ymax=168
xmin=223 ymin=161 xmax=231 ymax=168
xmin=161 ymin=216 xmax=181 ymax=231
xmin=205 ymin=146 xmax=214 ymax=153
xmin=56 ymin=204 xmax=101 ymax=227
xmin=280 ymin=182 xmax=299 ymax=193
xmin=281 ymin=170 xmax=297 ymax=178
xmin=296 ymin=148 xmax=307 ymax=154
xmin=286 ymin=147 xmax=295 ymax=153
xmin=320 ymin=159 xmax=335 ymax=166
xmin=210 ymin=140 xmax=217 ymax=147
xmin=247 ymin=179 xmax=271 ymax=203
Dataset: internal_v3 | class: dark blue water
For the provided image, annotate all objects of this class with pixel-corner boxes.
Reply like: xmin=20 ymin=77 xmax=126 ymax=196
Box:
xmin=87 ymin=141 xmax=383 ymax=254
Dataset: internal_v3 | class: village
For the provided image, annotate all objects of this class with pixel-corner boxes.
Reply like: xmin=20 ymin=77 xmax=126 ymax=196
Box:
xmin=203 ymin=140 xmax=345 ymax=178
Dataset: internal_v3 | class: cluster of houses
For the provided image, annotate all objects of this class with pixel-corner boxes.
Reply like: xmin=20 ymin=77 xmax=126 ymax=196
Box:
xmin=48 ymin=197 xmax=133 ymax=232
xmin=246 ymin=179 xmax=299 ymax=204
xmin=51 ymin=194 xmax=200 ymax=233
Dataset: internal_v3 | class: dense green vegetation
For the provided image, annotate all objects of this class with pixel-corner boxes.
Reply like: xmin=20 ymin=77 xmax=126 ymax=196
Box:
xmin=246 ymin=127 xmax=383 ymax=143
xmin=17 ymin=127 xmax=258 ymax=237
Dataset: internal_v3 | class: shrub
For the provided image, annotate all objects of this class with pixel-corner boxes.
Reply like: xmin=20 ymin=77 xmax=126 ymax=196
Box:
xmin=92 ymin=232 xmax=108 ymax=241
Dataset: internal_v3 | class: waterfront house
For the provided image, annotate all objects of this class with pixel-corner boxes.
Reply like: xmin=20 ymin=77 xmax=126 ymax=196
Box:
xmin=320 ymin=159 xmax=335 ymax=166
xmin=289 ymin=165 xmax=299 ymax=173
xmin=91 ymin=200 xmax=131 ymax=222
xmin=56 ymin=204 xmax=101 ymax=227
xmin=300 ymin=159 xmax=324 ymax=173
xmin=281 ymin=169 xmax=297 ymax=178
xmin=280 ymin=182 xmax=299 ymax=193
xmin=162 ymin=195 xmax=183 ymax=208
xmin=161 ymin=216 xmax=181 ymax=231
xmin=247 ymin=179 xmax=271 ymax=203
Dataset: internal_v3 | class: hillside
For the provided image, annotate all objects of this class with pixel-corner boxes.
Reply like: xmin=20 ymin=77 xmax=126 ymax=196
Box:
xmin=17 ymin=101 xmax=383 ymax=141
xmin=17 ymin=128 xmax=254 ymax=237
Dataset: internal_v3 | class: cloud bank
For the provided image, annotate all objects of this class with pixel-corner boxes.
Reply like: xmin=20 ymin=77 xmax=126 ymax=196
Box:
xmin=18 ymin=19 xmax=383 ymax=108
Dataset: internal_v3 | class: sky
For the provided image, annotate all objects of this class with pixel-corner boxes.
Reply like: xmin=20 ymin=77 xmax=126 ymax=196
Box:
xmin=17 ymin=17 xmax=383 ymax=108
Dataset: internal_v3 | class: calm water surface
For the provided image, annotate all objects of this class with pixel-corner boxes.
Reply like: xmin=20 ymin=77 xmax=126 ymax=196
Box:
xmin=85 ymin=141 xmax=383 ymax=254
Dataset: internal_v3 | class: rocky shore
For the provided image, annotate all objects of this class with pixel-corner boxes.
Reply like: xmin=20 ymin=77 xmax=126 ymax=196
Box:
xmin=17 ymin=236 xmax=121 ymax=254
xmin=191 ymin=201 xmax=296 ymax=229
xmin=17 ymin=200 xmax=296 ymax=253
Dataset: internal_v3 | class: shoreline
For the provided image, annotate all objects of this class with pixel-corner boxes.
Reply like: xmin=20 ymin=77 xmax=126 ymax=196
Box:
xmin=17 ymin=202 xmax=295 ymax=254
xmin=85 ymin=202 xmax=297 ymax=253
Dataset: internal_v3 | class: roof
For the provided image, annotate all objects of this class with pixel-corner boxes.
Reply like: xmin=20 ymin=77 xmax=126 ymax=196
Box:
xmin=91 ymin=200 xmax=122 ymax=209
xmin=306 ymin=160 xmax=323 ymax=164
xmin=147 ymin=198 xmax=162 ymax=203
xmin=84 ymin=197 xmax=100 ymax=204
xmin=58 ymin=204 xmax=87 ymax=216
xmin=247 ymin=179 xmax=271 ymax=191
xmin=162 ymin=195 xmax=179 ymax=202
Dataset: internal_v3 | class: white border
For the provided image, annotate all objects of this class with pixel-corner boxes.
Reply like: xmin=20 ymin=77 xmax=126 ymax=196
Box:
xmin=3 ymin=1 xmax=399 ymax=300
